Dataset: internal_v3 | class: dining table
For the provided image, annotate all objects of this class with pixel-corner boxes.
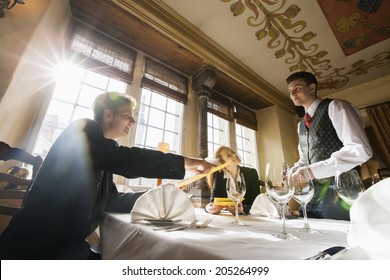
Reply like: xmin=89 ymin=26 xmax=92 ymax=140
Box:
xmin=100 ymin=208 xmax=350 ymax=260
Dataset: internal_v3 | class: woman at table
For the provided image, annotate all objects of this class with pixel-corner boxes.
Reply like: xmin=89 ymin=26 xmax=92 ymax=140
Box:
xmin=205 ymin=146 xmax=260 ymax=215
xmin=0 ymin=91 xmax=214 ymax=260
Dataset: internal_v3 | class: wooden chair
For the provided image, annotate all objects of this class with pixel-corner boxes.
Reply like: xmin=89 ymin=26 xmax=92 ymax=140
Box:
xmin=0 ymin=141 xmax=42 ymax=216
xmin=378 ymin=167 xmax=390 ymax=181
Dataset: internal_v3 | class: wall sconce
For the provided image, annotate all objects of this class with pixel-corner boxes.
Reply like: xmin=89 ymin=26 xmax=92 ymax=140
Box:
xmin=0 ymin=0 xmax=25 ymax=18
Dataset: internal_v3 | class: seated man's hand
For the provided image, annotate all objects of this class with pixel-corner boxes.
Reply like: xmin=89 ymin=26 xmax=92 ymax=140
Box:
xmin=205 ymin=203 xmax=224 ymax=214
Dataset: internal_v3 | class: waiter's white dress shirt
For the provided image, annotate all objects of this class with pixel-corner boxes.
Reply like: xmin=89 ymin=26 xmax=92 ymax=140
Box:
xmin=294 ymin=98 xmax=373 ymax=179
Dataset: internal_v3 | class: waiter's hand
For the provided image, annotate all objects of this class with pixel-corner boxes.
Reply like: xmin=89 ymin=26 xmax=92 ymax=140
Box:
xmin=292 ymin=166 xmax=315 ymax=180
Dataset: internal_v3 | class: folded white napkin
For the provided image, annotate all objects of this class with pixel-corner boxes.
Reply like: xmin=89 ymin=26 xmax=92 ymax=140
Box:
xmin=330 ymin=178 xmax=390 ymax=259
xmin=250 ymin=194 xmax=280 ymax=218
xmin=130 ymin=184 xmax=196 ymax=222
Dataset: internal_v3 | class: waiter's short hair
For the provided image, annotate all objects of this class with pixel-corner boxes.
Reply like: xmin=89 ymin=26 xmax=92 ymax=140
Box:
xmin=286 ymin=71 xmax=318 ymax=88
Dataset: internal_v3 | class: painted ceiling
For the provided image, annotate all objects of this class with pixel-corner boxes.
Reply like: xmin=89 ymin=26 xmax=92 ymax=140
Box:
xmin=69 ymin=0 xmax=390 ymax=111
xmin=161 ymin=0 xmax=390 ymax=98
xmin=317 ymin=0 xmax=390 ymax=56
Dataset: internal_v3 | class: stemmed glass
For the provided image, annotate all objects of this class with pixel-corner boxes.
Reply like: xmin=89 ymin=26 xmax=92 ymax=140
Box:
xmin=183 ymin=183 xmax=194 ymax=199
xmin=265 ymin=163 xmax=298 ymax=240
xmin=335 ymin=169 xmax=365 ymax=206
xmin=291 ymin=169 xmax=321 ymax=233
xmin=226 ymin=172 xmax=246 ymax=225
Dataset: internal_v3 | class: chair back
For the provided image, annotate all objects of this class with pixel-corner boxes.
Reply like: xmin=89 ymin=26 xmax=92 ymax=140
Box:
xmin=0 ymin=141 xmax=42 ymax=214
xmin=378 ymin=167 xmax=390 ymax=181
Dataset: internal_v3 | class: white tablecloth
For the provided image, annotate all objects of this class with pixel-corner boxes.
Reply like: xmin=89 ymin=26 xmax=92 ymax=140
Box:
xmin=101 ymin=208 xmax=350 ymax=260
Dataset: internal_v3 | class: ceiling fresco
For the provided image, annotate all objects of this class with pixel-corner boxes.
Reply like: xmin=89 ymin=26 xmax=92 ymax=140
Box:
xmin=317 ymin=0 xmax=390 ymax=56
xmin=220 ymin=0 xmax=390 ymax=91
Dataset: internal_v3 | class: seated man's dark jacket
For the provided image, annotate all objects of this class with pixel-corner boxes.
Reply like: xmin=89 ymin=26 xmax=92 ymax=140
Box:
xmin=0 ymin=119 xmax=185 ymax=259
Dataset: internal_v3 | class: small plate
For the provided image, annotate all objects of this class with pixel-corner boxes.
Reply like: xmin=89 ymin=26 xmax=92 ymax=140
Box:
xmin=144 ymin=219 xmax=175 ymax=226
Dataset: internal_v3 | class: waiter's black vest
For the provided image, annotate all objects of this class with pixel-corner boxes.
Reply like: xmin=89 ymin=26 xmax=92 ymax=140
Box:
xmin=299 ymin=99 xmax=344 ymax=182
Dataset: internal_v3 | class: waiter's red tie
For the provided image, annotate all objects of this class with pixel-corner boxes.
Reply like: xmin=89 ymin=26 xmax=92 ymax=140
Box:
xmin=304 ymin=113 xmax=311 ymax=128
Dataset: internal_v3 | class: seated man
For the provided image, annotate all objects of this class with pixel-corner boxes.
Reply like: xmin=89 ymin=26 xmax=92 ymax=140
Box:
xmin=0 ymin=91 xmax=214 ymax=260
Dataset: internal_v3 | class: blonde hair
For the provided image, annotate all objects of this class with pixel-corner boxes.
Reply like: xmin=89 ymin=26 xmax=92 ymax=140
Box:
xmin=208 ymin=145 xmax=232 ymax=190
xmin=214 ymin=145 xmax=231 ymax=165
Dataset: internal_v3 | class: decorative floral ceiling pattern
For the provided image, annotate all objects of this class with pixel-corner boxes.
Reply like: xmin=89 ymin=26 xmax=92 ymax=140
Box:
xmin=317 ymin=0 xmax=390 ymax=56
xmin=221 ymin=0 xmax=390 ymax=91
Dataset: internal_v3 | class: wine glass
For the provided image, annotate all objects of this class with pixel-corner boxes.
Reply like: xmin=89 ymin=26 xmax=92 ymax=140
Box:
xmin=265 ymin=163 xmax=298 ymax=240
xmin=335 ymin=169 xmax=365 ymax=206
xmin=183 ymin=183 xmax=194 ymax=199
xmin=291 ymin=169 xmax=321 ymax=234
xmin=226 ymin=172 xmax=246 ymax=225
